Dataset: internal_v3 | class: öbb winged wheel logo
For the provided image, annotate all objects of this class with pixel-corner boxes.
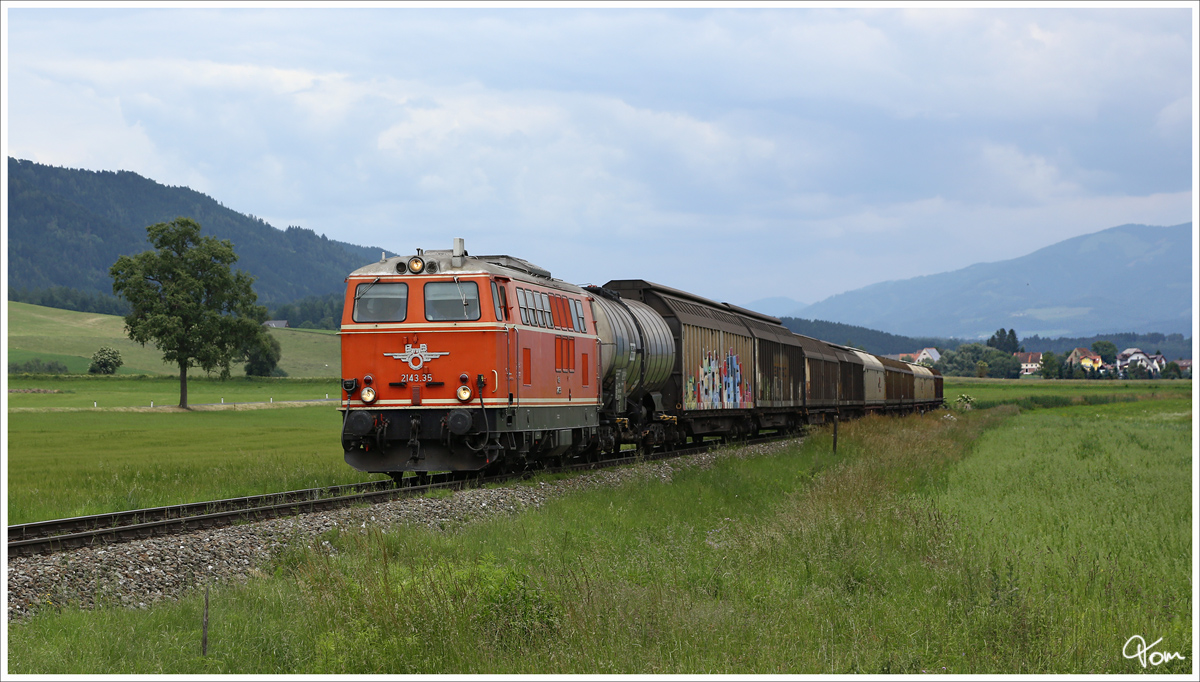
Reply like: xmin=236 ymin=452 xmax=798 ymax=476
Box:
xmin=384 ymin=343 xmax=450 ymax=370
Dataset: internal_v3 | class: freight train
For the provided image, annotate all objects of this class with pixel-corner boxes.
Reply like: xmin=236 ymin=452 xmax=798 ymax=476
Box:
xmin=339 ymin=238 xmax=943 ymax=477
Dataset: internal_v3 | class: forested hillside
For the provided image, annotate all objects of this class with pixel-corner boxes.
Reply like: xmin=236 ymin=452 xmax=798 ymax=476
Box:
xmin=7 ymin=158 xmax=391 ymax=306
xmin=778 ymin=317 xmax=958 ymax=356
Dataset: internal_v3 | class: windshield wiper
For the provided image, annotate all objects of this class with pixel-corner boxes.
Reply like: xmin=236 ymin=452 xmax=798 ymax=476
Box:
xmin=354 ymin=277 xmax=381 ymax=303
xmin=453 ymin=276 xmax=469 ymax=313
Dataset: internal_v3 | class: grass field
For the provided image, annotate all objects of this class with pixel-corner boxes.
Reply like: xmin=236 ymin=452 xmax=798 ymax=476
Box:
xmin=944 ymin=377 xmax=1191 ymax=409
xmin=7 ymin=302 xmax=340 ymax=378
xmin=7 ymin=375 xmax=340 ymax=409
xmin=7 ymin=395 xmax=1192 ymax=673
xmin=7 ymin=405 xmax=385 ymax=524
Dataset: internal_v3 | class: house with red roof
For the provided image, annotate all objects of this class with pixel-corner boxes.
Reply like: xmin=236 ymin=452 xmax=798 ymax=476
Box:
xmin=1065 ymin=347 xmax=1103 ymax=372
xmin=1013 ymin=352 xmax=1043 ymax=375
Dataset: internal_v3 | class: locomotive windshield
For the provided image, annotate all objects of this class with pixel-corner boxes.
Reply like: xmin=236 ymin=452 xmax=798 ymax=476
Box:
xmin=425 ymin=281 xmax=481 ymax=321
xmin=352 ymin=282 xmax=408 ymax=322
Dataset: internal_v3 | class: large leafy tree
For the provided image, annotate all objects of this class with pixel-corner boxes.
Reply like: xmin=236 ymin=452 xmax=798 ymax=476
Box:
xmin=1091 ymin=340 xmax=1118 ymax=365
xmin=932 ymin=343 xmax=1021 ymax=379
xmin=244 ymin=333 xmax=286 ymax=377
xmin=111 ymin=218 xmax=268 ymax=408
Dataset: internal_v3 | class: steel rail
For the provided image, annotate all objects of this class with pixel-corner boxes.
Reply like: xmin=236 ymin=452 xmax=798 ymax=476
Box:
xmin=7 ymin=432 xmax=797 ymax=557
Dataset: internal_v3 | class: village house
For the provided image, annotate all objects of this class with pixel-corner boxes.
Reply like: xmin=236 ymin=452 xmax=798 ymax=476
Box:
xmin=1013 ymin=351 xmax=1043 ymax=375
xmin=896 ymin=348 xmax=941 ymax=365
xmin=1116 ymin=348 xmax=1160 ymax=376
xmin=1064 ymin=347 xmax=1103 ymax=372
xmin=262 ymin=320 xmax=290 ymax=328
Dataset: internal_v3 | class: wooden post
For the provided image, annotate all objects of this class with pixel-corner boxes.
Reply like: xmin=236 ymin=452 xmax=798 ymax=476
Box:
xmin=833 ymin=416 xmax=838 ymax=453
xmin=202 ymin=584 xmax=209 ymax=656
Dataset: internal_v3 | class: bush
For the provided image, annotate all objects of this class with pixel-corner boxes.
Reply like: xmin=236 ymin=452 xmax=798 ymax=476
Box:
xmin=88 ymin=347 xmax=123 ymax=375
xmin=245 ymin=333 xmax=286 ymax=377
xmin=9 ymin=358 xmax=70 ymax=374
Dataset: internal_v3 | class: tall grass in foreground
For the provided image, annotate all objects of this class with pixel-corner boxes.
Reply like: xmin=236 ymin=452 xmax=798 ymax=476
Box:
xmin=8 ymin=400 xmax=1192 ymax=674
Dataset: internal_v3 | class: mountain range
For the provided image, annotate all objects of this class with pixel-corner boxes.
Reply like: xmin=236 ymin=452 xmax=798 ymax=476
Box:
xmin=7 ymin=158 xmax=390 ymax=305
xmin=740 ymin=296 xmax=808 ymax=318
xmin=799 ymin=222 xmax=1193 ymax=339
xmin=7 ymin=158 xmax=1192 ymax=341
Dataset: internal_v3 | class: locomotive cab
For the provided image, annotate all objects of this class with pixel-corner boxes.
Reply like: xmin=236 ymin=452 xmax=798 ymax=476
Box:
xmin=339 ymin=239 xmax=603 ymax=476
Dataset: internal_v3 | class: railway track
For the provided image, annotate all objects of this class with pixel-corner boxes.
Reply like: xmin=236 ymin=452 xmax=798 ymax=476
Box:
xmin=8 ymin=432 xmax=798 ymax=557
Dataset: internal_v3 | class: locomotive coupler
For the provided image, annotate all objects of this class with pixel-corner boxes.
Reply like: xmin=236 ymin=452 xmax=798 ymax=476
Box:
xmin=408 ymin=415 xmax=422 ymax=461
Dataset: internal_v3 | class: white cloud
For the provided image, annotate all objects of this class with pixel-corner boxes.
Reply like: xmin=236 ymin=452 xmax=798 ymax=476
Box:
xmin=976 ymin=143 xmax=1083 ymax=205
xmin=4 ymin=7 xmax=1193 ymax=308
xmin=1156 ymin=96 xmax=1192 ymax=139
xmin=6 ymin=69 xmax=174 ymax=184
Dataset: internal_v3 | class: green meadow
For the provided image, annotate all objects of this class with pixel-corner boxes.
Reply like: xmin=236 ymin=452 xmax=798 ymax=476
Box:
xmin=944 ymin=376 xmax=1190 ymax=409
xmin=7 ymin=302 xmax=340 ymax=378
xmin=7 ymin=375 xmax=339 ymax=409
xmin=8 ymin=395 xmax=1192 ymax=673
xmin=7 ymin=405 xmax=385 ymax=524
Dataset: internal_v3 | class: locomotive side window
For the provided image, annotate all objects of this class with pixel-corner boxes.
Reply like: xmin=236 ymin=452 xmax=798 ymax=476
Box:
xmin=533 ymin=291 xmax=547 ymax=327
xmin=352 ymin=282 xmax=408 ymax=322
xmin=541 ymin=293 xmax=552 ymax=328
xmin=424 ymin=281 xmax=481 ymax=321
xmin=491 ymin=281 xmax=509 ymax=322
xmin=573 ymin=298 xmax=586 ymax=332
xmin=516 ymin=288 xmax=530 ymax=325
xmin=569 ymin=299 xmax=582 ymax=332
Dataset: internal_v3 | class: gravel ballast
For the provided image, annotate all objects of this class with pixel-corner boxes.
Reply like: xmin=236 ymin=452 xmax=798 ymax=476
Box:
xmin=7 ymin=439 xmax=801 ymax=622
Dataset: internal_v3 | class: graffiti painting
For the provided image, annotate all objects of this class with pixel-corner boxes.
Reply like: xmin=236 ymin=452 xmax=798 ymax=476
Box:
xmin=684 ymin=348 xmax=753 ymax=410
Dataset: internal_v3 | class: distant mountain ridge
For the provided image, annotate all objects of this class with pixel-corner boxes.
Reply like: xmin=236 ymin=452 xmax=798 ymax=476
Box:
xmin=800 ymin=222 xmax=1193 ymax=339
xmin=7 ymin=158 xmax=391 ymax=305
xmin=741 ymin=296 xmax=808 ymax=318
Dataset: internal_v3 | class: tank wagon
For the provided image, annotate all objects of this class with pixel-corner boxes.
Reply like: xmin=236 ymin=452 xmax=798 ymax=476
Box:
xmin=339 ymin=239 xmax=943 ymax=478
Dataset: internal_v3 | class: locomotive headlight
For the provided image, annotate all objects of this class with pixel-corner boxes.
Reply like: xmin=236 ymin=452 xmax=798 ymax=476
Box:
xmin=360 ymin=386 xmax=377 ymax=403
xmin=456 ymin=384 xmax=473 ymax=402
xmin=407 ymin=257 xmax=425 ymax=274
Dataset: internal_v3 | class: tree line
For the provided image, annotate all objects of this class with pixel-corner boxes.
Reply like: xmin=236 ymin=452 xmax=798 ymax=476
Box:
xmin=269 ymin=292 xmax=344 ymax=330
xmin=9 ymin=286 xmax=131 ymax=316
xmin=933 ymin=329 xmax=1188 ymax=379
xmin=779 ymin=317 xmax=957 ymax=356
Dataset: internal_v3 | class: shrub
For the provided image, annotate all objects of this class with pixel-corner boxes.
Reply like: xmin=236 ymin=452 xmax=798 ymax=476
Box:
xmin=8 ymin=358 xmax=70 ymax=374
xmin=88 ymin=346 xmax=123 ymax=375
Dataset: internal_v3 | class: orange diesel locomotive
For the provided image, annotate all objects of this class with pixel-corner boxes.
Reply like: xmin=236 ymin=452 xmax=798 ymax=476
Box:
xmin=339 ymin=238 xmax=942 ymax=478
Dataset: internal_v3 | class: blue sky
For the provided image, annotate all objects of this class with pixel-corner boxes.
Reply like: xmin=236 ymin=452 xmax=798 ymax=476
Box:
xmin=3 ymin=5 xmax=1195 ymax=308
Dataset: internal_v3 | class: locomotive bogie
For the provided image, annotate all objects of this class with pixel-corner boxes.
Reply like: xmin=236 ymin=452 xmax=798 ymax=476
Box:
xmin=342 ymin=404 xmax=602 ymax=472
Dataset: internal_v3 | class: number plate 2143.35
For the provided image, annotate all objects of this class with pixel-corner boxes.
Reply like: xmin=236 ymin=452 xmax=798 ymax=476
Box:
xmin=400 ymin=373 xmax=433 ymax=383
